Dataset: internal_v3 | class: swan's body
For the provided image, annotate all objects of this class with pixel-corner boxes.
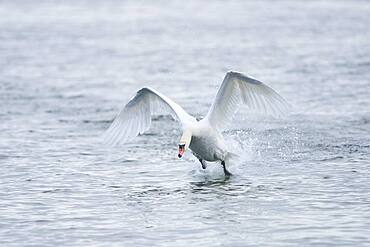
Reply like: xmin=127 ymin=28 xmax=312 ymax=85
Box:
xmin=104 ymin=71 xmax=290 ymax=175
xmin=189 ymin=120 xmax=228 ymax=162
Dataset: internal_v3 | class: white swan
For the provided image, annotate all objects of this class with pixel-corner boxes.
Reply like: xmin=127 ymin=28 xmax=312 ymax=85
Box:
xmin=103 ymin=71 xmax=290 ymax=175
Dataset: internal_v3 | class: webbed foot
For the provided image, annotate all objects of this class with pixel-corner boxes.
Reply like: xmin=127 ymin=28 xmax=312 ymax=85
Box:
xmin=221 ymin=160 xmax=232 ymax=176
xmin=198 ymin=159 xmax=207 ymax=169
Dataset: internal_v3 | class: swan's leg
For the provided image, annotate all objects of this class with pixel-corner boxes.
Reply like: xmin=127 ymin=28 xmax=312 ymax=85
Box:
xmin=198 ymin=159 xmax=207 ymax=169
xmin=221 ymin=160 xmax=232 ymax=176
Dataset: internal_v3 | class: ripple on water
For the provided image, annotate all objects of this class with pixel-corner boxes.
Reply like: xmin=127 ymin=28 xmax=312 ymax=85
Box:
xmin=1 ymin=0 xmax=370 ymax=246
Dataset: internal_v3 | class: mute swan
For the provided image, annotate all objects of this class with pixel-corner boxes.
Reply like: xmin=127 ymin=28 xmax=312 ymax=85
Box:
xmin=103 ymin=71 xmax=290 ymax=176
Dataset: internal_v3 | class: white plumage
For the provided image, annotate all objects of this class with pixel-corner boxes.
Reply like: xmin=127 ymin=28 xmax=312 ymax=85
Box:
xmin=103 ymin=71 xmax=290 ymax=175
xmin=104 ymin=87 xmax=195 ymax=146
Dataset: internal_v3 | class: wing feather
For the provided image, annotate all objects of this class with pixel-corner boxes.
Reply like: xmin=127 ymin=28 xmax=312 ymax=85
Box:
xmin=205 ymin=71 xmax=290 ymax=131
xmin=103 ymin=87 xmax=195 ymax=145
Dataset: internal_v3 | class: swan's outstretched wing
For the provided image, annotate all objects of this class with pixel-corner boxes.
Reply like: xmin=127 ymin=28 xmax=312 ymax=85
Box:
xmin=103 ymin=87 xmax=195 ymax=146
xmin=205 ymin=71 xmax=290 ymax=131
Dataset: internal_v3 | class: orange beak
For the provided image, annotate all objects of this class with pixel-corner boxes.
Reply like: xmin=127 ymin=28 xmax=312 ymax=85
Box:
xmin=178 ymin=144 xmax=185 ymax=158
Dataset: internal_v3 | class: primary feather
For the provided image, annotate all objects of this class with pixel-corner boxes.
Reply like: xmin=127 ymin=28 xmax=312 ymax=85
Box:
xmin=205 ymin=71 xmax=290 ymax=131
xmin=103 ymin=87 xmax=195 ymax=146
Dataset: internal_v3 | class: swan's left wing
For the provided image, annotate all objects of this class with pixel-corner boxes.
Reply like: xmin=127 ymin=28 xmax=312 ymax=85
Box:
xmin=103 ymin=87 xmax=195 ymax=146
xmin=205 ymin=71 xmax=290 ymax=131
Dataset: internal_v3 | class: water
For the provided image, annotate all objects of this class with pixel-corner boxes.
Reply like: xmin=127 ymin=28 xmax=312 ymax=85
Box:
xmin=1 ymin=0 xmax=370 ymax=246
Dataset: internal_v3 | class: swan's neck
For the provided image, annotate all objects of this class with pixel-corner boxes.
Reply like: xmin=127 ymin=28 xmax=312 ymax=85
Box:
xmin=180 ymin=129 xmax=192 ymax=149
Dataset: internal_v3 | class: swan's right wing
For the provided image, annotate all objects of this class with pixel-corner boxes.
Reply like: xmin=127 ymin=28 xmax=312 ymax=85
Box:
xmin=103 ymin=87 xmax=195 ymax=146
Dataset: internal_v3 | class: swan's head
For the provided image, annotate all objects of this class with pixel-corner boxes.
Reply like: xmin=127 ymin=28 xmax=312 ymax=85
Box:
xmin=178 ymin=129 xmax=192 ymax=158
xmin=178 ymin=143 xmax=186 ymax=158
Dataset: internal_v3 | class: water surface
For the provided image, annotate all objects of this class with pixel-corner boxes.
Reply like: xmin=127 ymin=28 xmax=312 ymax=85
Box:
xmin=1 ymin=0 xmax=370 ymax=246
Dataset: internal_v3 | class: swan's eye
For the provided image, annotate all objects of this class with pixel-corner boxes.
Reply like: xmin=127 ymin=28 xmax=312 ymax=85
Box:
xmin=178 ymin=144 xmax=185 ymax=149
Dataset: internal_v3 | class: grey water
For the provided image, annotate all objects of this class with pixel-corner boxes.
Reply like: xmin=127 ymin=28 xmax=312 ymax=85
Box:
xmin=1 ymin=0 xmax=370 ymax=246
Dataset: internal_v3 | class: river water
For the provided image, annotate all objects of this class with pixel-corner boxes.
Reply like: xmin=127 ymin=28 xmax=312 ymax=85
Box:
xmin=1 ymin=0 xmax=370 ymax=246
